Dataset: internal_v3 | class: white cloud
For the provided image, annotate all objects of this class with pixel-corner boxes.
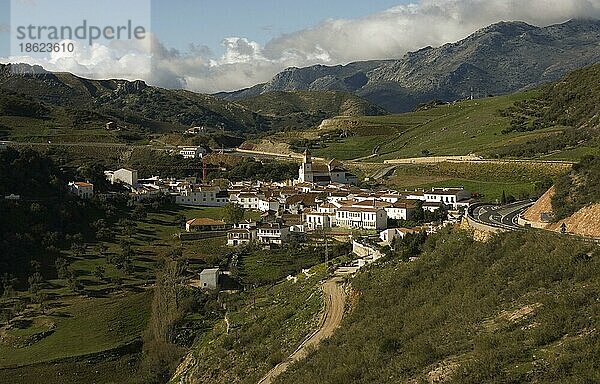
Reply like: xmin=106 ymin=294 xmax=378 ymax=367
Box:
xmin=2 ymin=0 xmax=600 ymax=92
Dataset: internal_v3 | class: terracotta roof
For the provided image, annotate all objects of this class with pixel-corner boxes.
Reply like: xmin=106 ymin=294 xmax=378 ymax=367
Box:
xmin=74 ymin=182 xmax=93 ymax=187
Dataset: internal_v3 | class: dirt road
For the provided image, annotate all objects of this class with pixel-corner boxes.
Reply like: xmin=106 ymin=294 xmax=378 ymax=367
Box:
xmin=257 ymin=276 xmax=347 ymax=384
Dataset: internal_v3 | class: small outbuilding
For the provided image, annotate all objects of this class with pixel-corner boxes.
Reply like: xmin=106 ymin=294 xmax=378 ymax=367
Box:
xmin=199 ymin=268 xmax=220 ymax=290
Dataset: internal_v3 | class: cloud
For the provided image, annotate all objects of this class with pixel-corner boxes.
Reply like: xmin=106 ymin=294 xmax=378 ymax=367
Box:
xmin=2 ymin=0 xmax=600 ymax=93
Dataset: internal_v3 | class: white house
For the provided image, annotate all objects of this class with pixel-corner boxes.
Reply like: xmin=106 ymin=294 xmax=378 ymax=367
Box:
xmin=380 ymin=193 xmax=402 ymax=203
xmin=305 ymin=211 xmax=332 ymax=230
xmin=227 ymin=221 xmax=257 ymax=246
xmin=422 ymin=201 xmax=445 ymax=212
xmin=231 ymin=192 xmax=262 ymax=210
xmin=68 ymin=181 xmax=94 ymax=199
xmin=108 ymin=168 xmax=138 ymax=187
xmin=179 ymin=146 xmax=207 ymax=159
xmin=335 ymin=206 xmax=387 ymax=231
xmin=379 ymin=227 xmax=423 ymax=245
xmin=256 ymin=223 xmax=290 ymax=245
xmin=424 ymin=188 xmax=471 ymax=209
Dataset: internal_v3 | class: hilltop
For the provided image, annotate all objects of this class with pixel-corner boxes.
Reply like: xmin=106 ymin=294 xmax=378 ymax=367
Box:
xmin=218 ymin=19 xmax=600 ymax=113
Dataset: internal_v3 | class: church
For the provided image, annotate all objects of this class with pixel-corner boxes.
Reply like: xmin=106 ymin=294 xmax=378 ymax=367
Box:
xmin=298 ymin=150 xmax=358 ymax=185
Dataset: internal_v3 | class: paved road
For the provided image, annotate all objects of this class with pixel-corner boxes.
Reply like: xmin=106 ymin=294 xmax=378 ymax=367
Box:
xmin=470 ymin=200 xmax=535 ymax=230
xmin=257 ymin=275 xmax=347 ymax=384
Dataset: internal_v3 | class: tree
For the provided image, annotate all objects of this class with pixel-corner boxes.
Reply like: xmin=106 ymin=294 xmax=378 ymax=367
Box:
xmin=28 ymin=272 xmax=44 ymax=294
xmin=501 ymin=190 xmax=507 ymax=205
xmin=94 ymin=265 xmax=106 ymax=280
xmin=224 ymin=203 xmax=245 ymax=224
xmin=55 ymin=257 xmax=69 ymax=279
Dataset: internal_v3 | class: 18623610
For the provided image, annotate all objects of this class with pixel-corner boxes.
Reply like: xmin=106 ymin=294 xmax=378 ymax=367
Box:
xmin=18 ymin=42 xmax=75 ymax=53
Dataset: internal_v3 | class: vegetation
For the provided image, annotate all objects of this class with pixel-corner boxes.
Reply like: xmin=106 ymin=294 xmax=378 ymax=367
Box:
xmin=277 ymin=229 xmax=600 ymax=383
xmin=488 ymin=64 xmax=600 ymax=158
xmin=551 ymin=155 xmax=600 ymax=220
xmin=237 ymin=90 xmax=386 ymax=131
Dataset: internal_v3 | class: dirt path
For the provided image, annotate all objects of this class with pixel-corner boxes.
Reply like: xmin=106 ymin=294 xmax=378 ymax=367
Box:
xmin=257 ymin=276 xmax=346 ymax=384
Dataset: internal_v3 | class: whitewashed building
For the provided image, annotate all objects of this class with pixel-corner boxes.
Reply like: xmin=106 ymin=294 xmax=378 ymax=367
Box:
xmin=230 ymin=192 xmax=263 ymax=210
xmin=107 ymin=168 xmax=138 ymax=187
xmin=68 ymin=181 xmax=94 ymax=199
xmin=384 ymin=200 xmax=418 ymax=220
xmin=257 ymin=223 xmax=290 ymax=245
xmin=258 ymin=198 xmax=280 ymax=212
xmin=227 ymin=221 xmax=257 ymax=246
xmin=175 ymin=186 xmax=228 ymax=207
xmin=335 ymin=207 xmax=387 ymax=231
xmin=424 ymin=188 xmax=471 ymax=209
xmin=179 ymin=146 xmax=207 ymax=159
xmin=379 ymin=227 xmax=423 ymax=245
xmin=199 ymin=268 xmax=220 ymax=290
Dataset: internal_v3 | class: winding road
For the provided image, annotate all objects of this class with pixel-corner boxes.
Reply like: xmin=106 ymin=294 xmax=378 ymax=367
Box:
xmin=469 ymin=200 xmax=535 ymax=230
xmin=257 ymin=275 xmax=347 ymax=384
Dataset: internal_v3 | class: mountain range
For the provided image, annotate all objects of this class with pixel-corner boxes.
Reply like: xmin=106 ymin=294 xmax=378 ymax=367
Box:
xmin=216 ymin=19 xmax=600 ymax=113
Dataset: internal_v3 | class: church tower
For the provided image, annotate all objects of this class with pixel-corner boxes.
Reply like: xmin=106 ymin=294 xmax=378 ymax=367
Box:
xmin=299 ymin=149 xmax=313 ymax=182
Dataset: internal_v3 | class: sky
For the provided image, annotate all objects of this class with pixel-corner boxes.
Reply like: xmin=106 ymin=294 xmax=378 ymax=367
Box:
xmin=1 ymin=0 xmax=600 ymax=93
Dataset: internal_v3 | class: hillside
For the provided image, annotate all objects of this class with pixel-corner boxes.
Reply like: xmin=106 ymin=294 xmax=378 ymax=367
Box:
xmin=259 ymin=62 xmax=600 ymax=162
xmin=218 ymin=19 xmax=600 ymax=113
xmin=275 ymin=229 xmax=600 ymax=384
xmin=0 ymin=63 xmax=268 ymax=142
xmin=490 ymin=64 xmax=600 ymax=158
xmin=238 ymin=90 xmax=386 ymax=116
xmin=552 ymin=155 xmax=600 ymax=219
xmin=236 ymin=90 xmax=386 ymax=132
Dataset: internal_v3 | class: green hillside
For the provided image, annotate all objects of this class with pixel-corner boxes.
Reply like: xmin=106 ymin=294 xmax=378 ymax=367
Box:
xmin=0 ymin=66 xmax=383 ymax=144
xmin=276 ymin=229 xmax=600 ymax=384
xmin=552 ymin=155 xmax=600 ymax=219
xmin=264 ymin=64 xmax=600 ymax=162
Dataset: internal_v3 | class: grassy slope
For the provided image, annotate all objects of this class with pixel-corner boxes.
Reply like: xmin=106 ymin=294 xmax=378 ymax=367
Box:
xmin=276 ymin=90 xmax=572 ymax=161
xmin=277 ymin=230 xmax=600 ymax=384
xmin=0 ymin=292 xmax=150 ymax=367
